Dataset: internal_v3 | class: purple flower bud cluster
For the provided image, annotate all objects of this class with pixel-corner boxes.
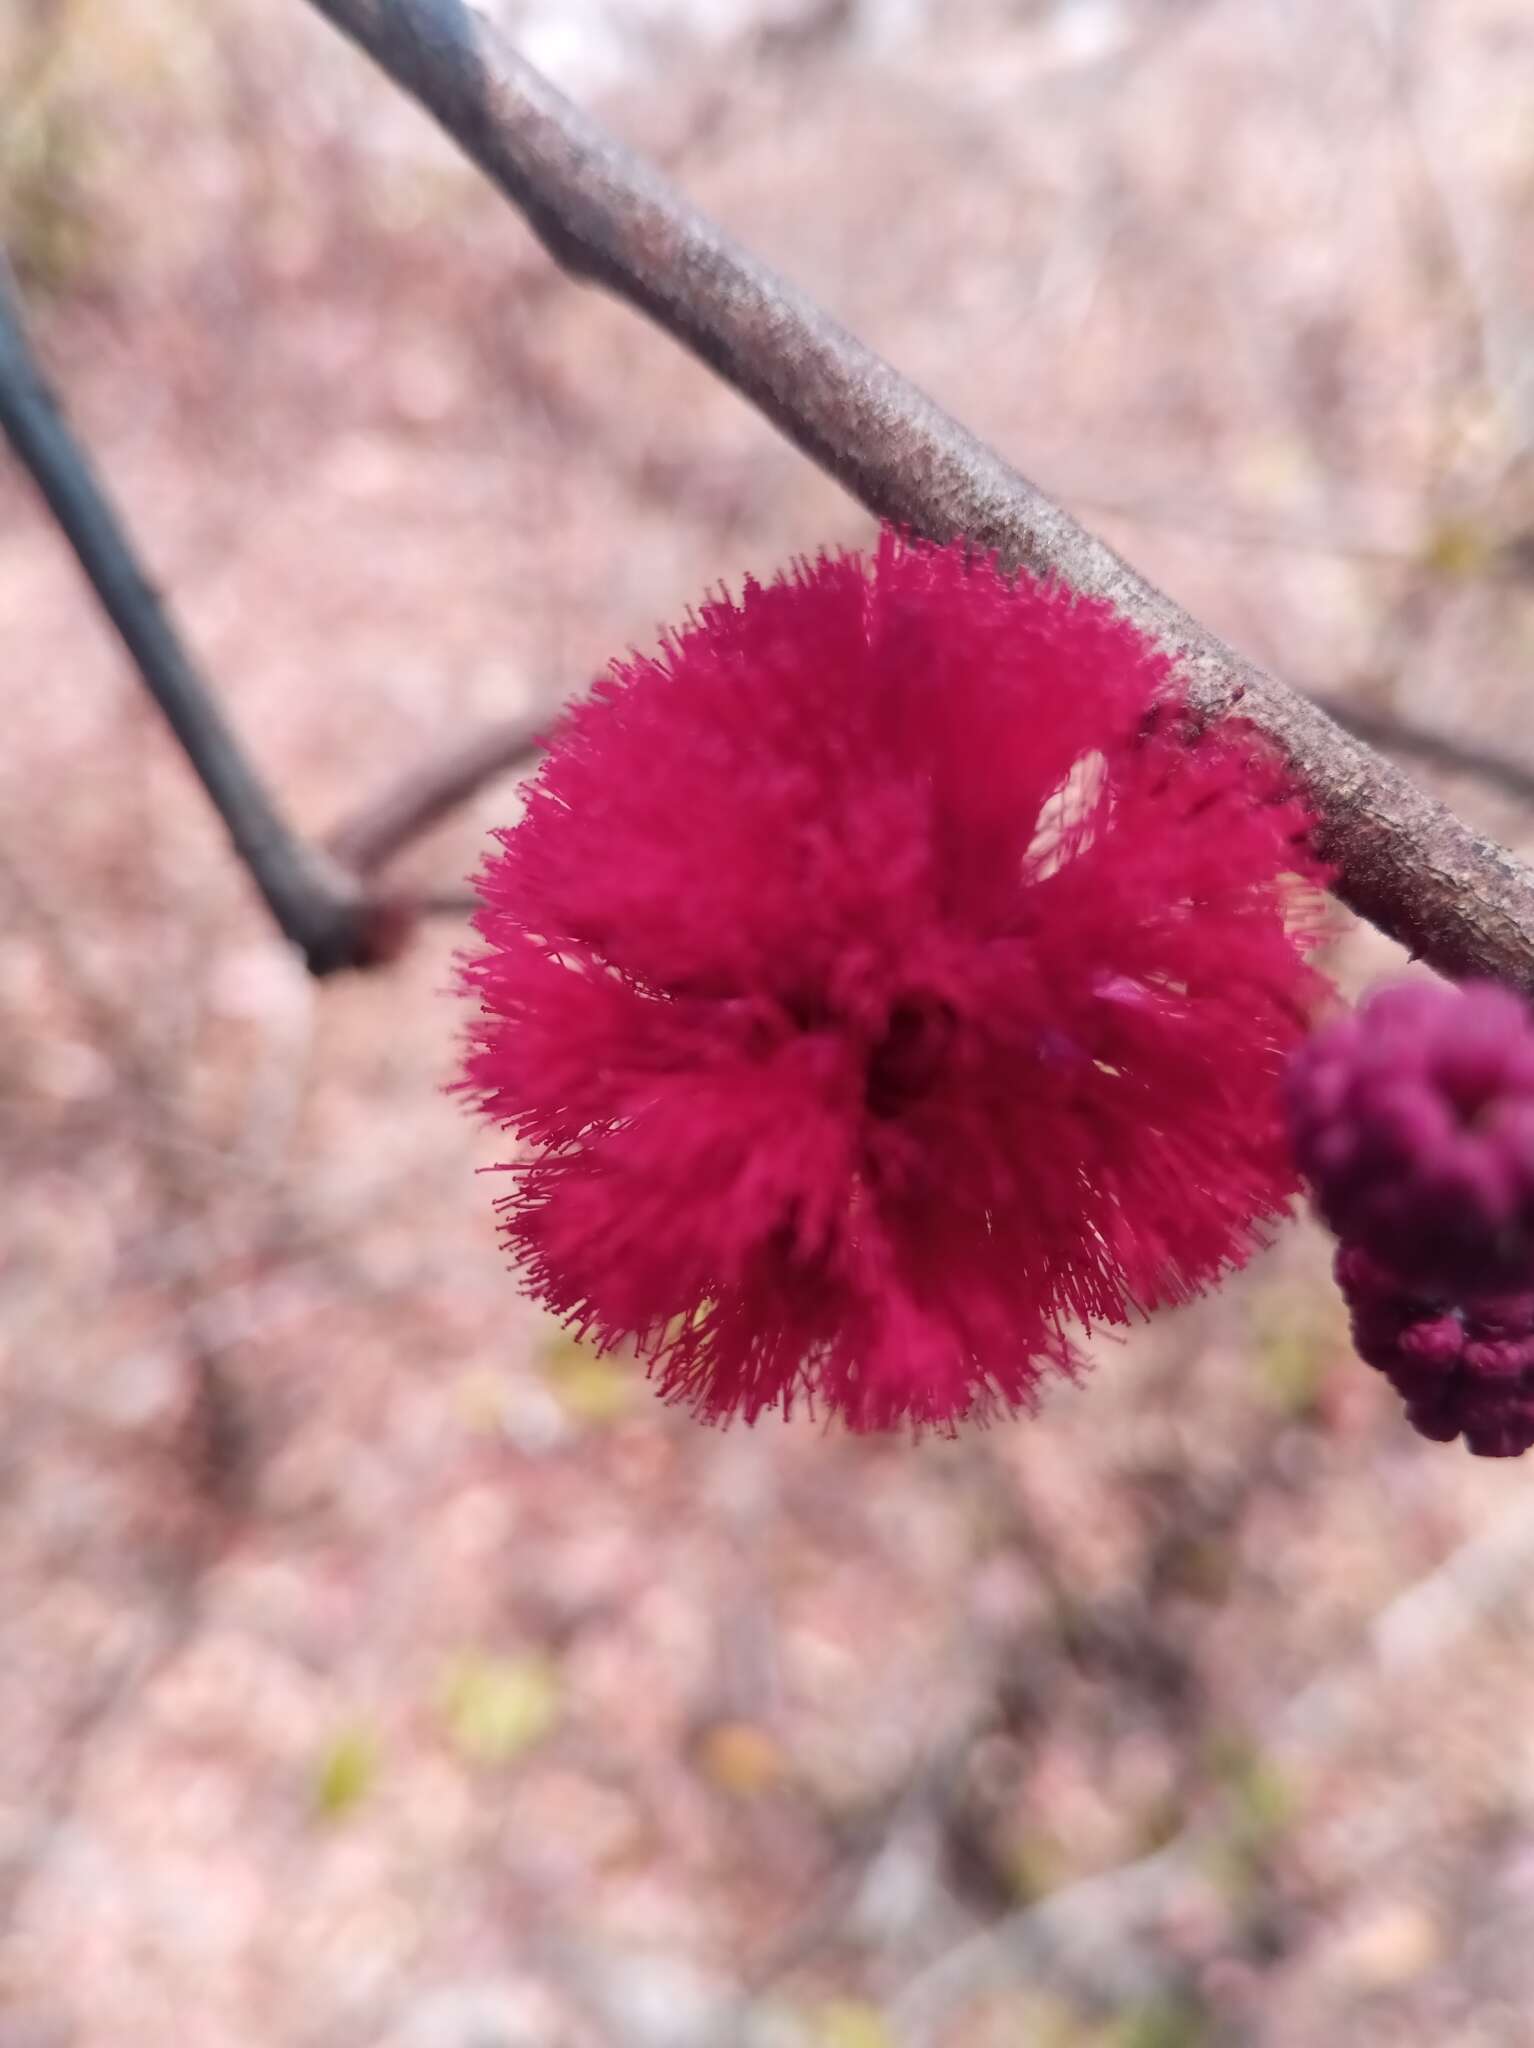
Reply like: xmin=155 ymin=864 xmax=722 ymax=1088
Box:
xmin=1286 ymin=980 xmax=1534 ymax=1457
xmin=1287 ymin=981 xmax=1534 ymax=1289
xmin=1334 ymin=1245 xmax=1534 ymax=1458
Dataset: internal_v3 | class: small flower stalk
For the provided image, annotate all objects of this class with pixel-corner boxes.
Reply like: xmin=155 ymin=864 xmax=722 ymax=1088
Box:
xmin=1287 ymin=979 xmax=1534 ymax=1456
xmin=462 ymin=529 xmax=1329 ymax=1431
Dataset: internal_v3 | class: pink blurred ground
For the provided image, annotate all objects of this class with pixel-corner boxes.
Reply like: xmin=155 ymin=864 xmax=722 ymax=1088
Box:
xmin=4 ymin=2 xmax=1534 ymax=2043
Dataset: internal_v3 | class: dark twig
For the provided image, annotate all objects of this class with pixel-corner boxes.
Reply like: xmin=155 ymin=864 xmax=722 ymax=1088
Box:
xmin=326 ymin=713 xmax=543 ymax=875
xmin=413 ymin=886 xmax=484 ymax=917
xmin=0 ymin=258 xmax=382 ymax=973
xmin=302 ymin=0 xmax=1534 ymax=989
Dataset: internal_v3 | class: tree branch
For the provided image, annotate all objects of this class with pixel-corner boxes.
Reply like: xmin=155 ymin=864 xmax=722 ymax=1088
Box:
xmin=0 ymin=258 xmax=497 ymax=966
xmin=302 ymin=0 xmax=1534 ymax=989
xmin=0 ymin=260 xmax=450 ymax=969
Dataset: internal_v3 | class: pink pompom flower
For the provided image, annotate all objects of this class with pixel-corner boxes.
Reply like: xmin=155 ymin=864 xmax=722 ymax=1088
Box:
xmin=460 ymin=530 xmax=1329 ymax=1431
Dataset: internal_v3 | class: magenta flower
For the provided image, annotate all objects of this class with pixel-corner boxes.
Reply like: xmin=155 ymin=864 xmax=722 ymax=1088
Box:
xmin=461 ymin=531 xmax=1328 ymax=1430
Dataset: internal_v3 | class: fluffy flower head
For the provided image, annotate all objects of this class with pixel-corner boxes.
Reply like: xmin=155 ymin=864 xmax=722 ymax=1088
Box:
xmin=462 ymin=530 xmax=1327 ymax=1429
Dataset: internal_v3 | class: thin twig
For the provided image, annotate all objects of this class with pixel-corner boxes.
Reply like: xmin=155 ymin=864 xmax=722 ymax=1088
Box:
xmin=0 ymin=1587 xmax=203 ymax=1939
xmin=888 ymin=1490 xmax=1534 ymax=2042
xmin=1311 ymin=693 xmax=1534 ymax=809
xmin=326 ymin=713 xmax=543 ymax=874
xmin=302 ymin=0 xmax=1534 ymax=988
xmin=0 ymin=257 xmax=381 ymax=974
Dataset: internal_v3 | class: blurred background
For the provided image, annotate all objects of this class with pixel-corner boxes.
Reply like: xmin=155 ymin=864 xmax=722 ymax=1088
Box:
xmin=3 ymin=1 xmax=1534 ymax=2042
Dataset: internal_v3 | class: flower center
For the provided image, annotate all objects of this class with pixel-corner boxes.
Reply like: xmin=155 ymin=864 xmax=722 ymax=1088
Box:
xmin=865 ymin=994 xmax=957 ymax=1119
